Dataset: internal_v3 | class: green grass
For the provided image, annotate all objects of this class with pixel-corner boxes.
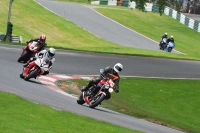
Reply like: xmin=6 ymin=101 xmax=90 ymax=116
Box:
xmin=95 ymin=7 xmax=200 ymax=56
xmin=58 ymin=78 xmax=200 ymax=133
xmin=0 ymin=0 xmax=200 ymax=60
xmin=0 ymin=92 xmax=141 ymax=133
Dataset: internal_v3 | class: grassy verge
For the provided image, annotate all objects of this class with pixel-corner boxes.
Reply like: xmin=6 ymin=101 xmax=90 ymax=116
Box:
xmin=0 ymin=92 xmax=141 ymax=133
xmin=0 ymin=0 xmax=200 ymax=60
xmin=55 ymin=78 xmax=200 ymax=133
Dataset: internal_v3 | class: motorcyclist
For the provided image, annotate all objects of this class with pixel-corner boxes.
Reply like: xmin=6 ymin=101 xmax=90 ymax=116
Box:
xmin=167 ymin=36 xmax=175 ymax=46
xmin=159 ymin=33 xmax=168 ymax=49
xmin=21 ymin=48 xmax=56 ymax=78
xmin=81 ymin=63 xmax=123 ymax=96
xmin=26 ymin=35 xmax=47 ymax=51
xmin=160 ymin=33 xmax=168 ymax=41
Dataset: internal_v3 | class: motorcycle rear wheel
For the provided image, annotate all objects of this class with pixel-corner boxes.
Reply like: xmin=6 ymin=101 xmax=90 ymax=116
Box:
xmin=89 ymin=94 xmax=105 ymax=108
xmin=24 ymin=68 xmax=39 ymax=81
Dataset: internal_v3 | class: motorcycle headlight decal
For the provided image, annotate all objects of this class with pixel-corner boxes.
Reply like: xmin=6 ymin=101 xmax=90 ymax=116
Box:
xmin=110 ymin=81 xmax=115 ymax=88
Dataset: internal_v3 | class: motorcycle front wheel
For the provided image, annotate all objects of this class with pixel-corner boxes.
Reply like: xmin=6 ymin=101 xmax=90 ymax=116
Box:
xmin=168 ymin=47 xmax=172 ymax=52
xmin=24 ymin=68 xmax=39 ymax=81
xmin=18 ymin=50 xmax=29 ymax=62
xmin=77 ymin=93 xmax=85 ymax=105
xmin=89 ymin=94 xmax=105 ymax=108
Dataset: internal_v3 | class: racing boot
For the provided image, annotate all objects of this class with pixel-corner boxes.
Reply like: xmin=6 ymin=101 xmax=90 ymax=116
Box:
xmin=81 ymin=86 xmax=89 ymax=92
xmin=81 ymin=80 xmax=93 ymax=92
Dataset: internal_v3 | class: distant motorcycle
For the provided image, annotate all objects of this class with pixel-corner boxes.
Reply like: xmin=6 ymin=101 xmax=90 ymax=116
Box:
xmin=20 ymin=58 xmax=49 ymax=81
xmin=166 ymin=42 xmax=174 ymax=52
xmin=77 ymin=76 xmax=116 ymax=108
xmin=18 ymin=41 xmax=40 ymax=63
xmin=159 ymin=37 xmax=167 ymax=50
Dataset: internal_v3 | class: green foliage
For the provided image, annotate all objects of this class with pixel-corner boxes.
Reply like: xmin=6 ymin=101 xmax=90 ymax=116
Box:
xmin=133 ymin=0 xmax=180 ymax=15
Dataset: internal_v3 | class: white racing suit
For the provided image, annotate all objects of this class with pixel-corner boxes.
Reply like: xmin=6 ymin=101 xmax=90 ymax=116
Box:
xmin=24 ymin=49 xmax=55 ymax=75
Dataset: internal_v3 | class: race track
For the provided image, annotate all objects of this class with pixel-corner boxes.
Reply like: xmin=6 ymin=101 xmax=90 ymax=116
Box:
xmin=0 ymin=1 xmax=196 ymax=132
xmin=1 ymin=44 xmax=197 ymax=133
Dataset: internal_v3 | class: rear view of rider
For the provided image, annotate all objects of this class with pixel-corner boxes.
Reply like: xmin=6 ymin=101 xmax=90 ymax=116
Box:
xmin=21 ymin=48 xmax=56 ymax=77
xmin=167 ymin=35 xmax=175 ymax=46
xmin=81 ymin=63 xmax=123 ymax=95
xmin=159 ymin=33 xmax=168 ymax=47
xmin=26 ymin=35 xmax=47 ymax=51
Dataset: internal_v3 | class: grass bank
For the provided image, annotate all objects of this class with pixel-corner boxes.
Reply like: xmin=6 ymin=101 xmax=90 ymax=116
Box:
xmin=0 ymin=0 xmax=200 ymax=60
xmin=56 ymin=78 xmax=200 ymax=133
xmin=0 ymin=92 xmax=140 ymax=133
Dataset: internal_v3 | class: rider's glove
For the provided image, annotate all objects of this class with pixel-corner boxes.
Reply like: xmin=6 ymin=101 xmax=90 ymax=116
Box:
xmin=30 ymin=57 xmax=36 ymax=61
xmin=115 ymin=90 xmax=119 ymax=93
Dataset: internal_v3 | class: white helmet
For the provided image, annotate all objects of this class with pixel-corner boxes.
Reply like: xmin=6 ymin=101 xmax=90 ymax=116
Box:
xmin=114 ymin=63 xmax=123 ymax=73
xmin=47 ymin=48 xmax=56 ymax=58
xmin=165 ymin=33 xmax=168 ymax=35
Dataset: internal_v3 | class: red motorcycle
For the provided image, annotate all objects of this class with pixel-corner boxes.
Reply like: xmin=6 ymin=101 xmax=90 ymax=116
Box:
xmin=77 ymin=77 xmax=116 ymax=108
xmin=18 ymin=41 xmax=40 ymax=63
xmin=20 ymin=58 xmax=50 ymax=81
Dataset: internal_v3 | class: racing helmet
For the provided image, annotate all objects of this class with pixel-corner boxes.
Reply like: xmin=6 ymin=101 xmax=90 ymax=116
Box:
xmin=114 ymin=63 xmax=123 ymax=73
xmin=165 ymin=33 xmax=168 ymax=35
xmin=170 ymin=36 xmax=174 ymax=39
xmin=47 ymin=48 xmax=56 ymax=58
xmin=39 ymin=35 xmax=46 ymax=44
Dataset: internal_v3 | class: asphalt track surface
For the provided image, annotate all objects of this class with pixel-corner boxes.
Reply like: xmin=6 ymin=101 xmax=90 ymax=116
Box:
xmin=2 ymin=44 xmax=200 ymax=133
xmin=35 ymin=0 xmax=171 ymax=52
xmin=0 ymin=1 xmax=198 ymax=133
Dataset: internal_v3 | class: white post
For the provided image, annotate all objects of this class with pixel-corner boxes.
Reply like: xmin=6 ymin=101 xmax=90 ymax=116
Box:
xmin=7 ymin=0 xmax=13 ymax=23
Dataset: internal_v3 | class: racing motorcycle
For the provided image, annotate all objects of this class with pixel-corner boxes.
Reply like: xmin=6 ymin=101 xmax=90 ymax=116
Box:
xmin=77 ymin=76 xmax=116 ymax=108
xmin=166 ymin=42 xmax=174 ymax=52
xmin=18 ymin=41 xmax=41 ymax=63
xmin=20 ymin=57 xmax=50 ymax=81
xmin=159 ymin=37 xmax=167 ymax=50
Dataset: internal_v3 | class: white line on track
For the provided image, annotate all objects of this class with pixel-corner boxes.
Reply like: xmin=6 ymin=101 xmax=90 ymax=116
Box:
xmin=34 ymin=0 xmax=186 ymax=55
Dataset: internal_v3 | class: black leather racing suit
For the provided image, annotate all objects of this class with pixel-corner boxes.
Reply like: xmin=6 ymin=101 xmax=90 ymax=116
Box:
xmin=82 ymin=67 xmax=120 ymax=94
xmin=167 ymin=38 xmax=175 ymax=46
xmin=26 ymin=38 xmax=47 ymax=51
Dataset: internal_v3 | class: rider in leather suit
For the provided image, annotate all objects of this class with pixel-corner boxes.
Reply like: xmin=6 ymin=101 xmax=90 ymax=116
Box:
xmin=81 ymin=63 xmax=123 ymax=95
xmin=20 ymin=48 xmax=56 ymax=78
xmin=26 ymin=35 xmax=47 ymax=51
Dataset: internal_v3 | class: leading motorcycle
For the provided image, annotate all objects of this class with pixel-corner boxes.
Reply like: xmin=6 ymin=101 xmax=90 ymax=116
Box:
xmin=166 ymin=42 xmax=174 ymax=52
xmin=20 ymin=57 xmax=49 ymax=81
xmin=77 ymin=76 xmax=116 ymax=108
xmin=18 ymin=41 xmax=41 ymax=63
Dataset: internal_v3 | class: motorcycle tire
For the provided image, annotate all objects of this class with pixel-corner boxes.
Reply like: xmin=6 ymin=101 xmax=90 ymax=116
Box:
xmin=20 ymin=73 xmax=24 ymax=79
xmin=89 ymin=94 xmax=106 ymax=108
xmin=24 ymin=68 xmax=39 ymax=81
xmin=18 ymin=50 xmax=29 ymax=62
xmin=77 ymin=93 xmax=85 ymax=105
xmin=168 ymin=47 xmax=172 ymax=52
